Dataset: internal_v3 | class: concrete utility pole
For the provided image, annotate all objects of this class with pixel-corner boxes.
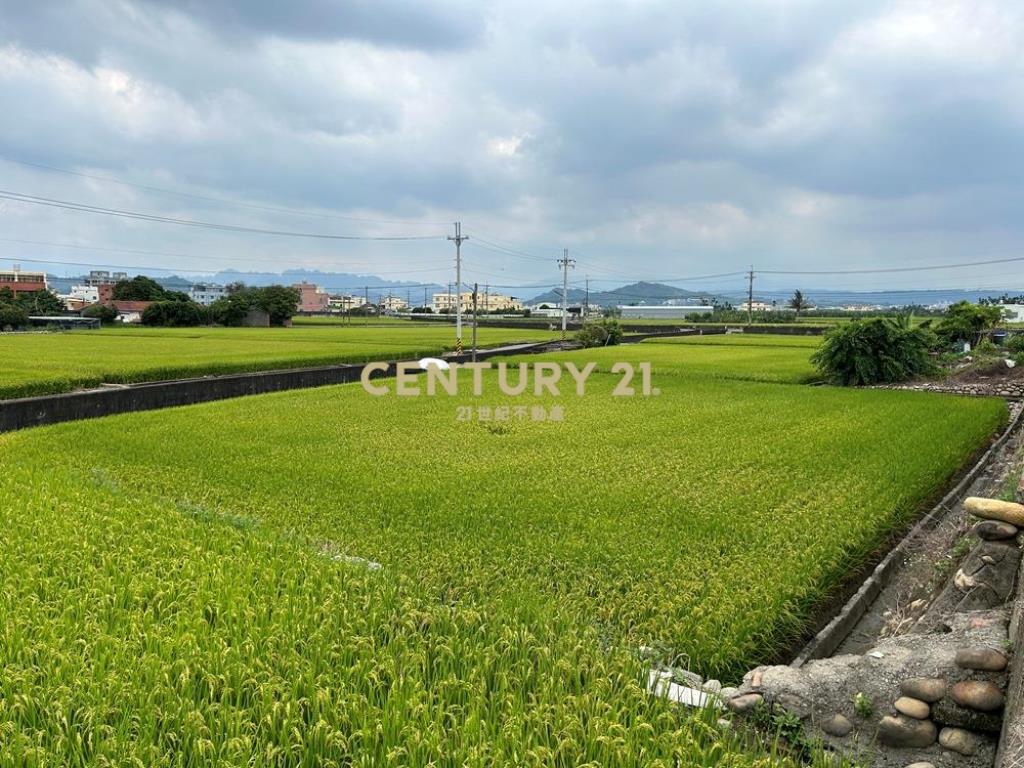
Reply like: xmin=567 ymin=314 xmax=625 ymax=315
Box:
xmin=584 ymin=275 xmax=590 ymax=318
xmin=471 ymin=282 xmax=479 ymax=362
xmin=747 ymin=267 xmax=754 ymax=325
xmin=364 ymin=285 xmax=369 ymax=325
xmin=557 ymin=249 xmax=575 ymax=340
xmin=448 ymin=222 xmax=468 ymax=353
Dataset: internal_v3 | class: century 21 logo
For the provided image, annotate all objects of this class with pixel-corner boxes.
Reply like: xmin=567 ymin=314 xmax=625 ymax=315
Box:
xmin=360 ymin=361 xmax=658 ymax=397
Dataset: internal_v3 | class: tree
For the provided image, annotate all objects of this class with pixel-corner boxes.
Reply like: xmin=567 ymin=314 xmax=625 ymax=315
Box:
xmin=934 ymin=301 xmax=1004 ymax=347
xmin=206 ymin=284 xmax=299 ymax=326
xmin=112 ymin=275 xmax=168 ymax=301
xmin=142 ymin=300 xmax=206 ymax=327
xmin=82 ymin=303 xmax=119 ymax=324
xmin=811 ymin=318 xmax=937 ymax=386
xmin=0 ymin=302 xmax=29 ymax=330
xmin=787 ymin=290 xmax=809 ymax=319
xmin=253 ymin=285 xmax=301 ymax=326
xmin=16 ymin=289 xmax=65 ymax=315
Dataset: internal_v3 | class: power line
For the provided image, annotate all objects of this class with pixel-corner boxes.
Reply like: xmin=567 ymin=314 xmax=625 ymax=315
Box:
xmin=0 ymin=155 xmax=450 ymax=227
xmin=0 ymin=237 xmax=446 ymax=273
xmin=0 ymin=189 xmax=447 ymax=241
xmin=760 ymin=255 xmax=1024 ymax=275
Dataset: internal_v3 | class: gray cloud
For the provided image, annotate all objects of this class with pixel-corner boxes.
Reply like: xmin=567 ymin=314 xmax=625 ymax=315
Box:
xmin=0 ymin=0 xmax=1023 ymax=291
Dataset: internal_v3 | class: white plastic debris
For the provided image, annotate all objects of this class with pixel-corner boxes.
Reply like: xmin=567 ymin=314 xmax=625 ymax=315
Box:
xmin=332 ymin=554 xmax=383 ymax=571
xmin=647 ymin=669 xmax=720 ymax=709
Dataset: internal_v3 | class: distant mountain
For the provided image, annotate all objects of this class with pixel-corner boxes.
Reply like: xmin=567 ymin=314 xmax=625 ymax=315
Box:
xmin=44 ymin=269 xmax=445 ymax=303
xmin=720 ymin=288 xmax=1024 ymax=309
xmin=207 ymin=269 xmax=444 ymax=300
xmin=528 ymin=281 xmax=723 ymax=308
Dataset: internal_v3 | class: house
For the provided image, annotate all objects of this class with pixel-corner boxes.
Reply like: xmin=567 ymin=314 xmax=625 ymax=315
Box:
xmin=0 ymin=265 xmax=48 ymax=296
xmin=293 ymin=282 xmax=329 ymax=313
xmin=1000 ymin=305 xmax=1024 ymax=324
xmin=82 ymin=270 xmax=128 ymax=287
xmin=109 ymin=300 xmax=154 ymax=323
xmin=328 ymin=294 xmax=363 ymax=312
xmin=188 ymin=283 xmax=227 ymax=306
xmin=242 ymin=308 xmax=271 ymax=327
xmin=618 ymin=305 xmax=714 ymax=319
xmin=380 ymin=295 xmax=409 ymax=312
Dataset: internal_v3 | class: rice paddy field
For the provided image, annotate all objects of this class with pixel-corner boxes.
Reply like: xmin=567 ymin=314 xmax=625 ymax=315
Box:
xmin=0 ymin=324 xmax=555 ymax=399
xmin=0 ymin=335 xmax=1008 ymax=765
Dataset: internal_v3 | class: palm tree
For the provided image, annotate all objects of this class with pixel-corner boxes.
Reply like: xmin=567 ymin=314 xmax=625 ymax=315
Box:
xmin=788 ymin=289 xmax=809 ymax=319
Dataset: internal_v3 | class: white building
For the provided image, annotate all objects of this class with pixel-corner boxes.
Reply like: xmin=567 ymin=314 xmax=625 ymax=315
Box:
xmin=380 ymin=295 xmax=409 ymax=312
xmin=188 ymin=283 xmax=227 ymax=305
xmin=328 ymin=294 xmax=363 ymax=312
xmin=433 ymin=291 xmax=523 ymax=314
xmin=1000 ymin=304 xmax=1024 ymax=323
xmin=618 ymin=305 xmax=714 ymax=319
xmin=68 ymin=285 xmax=99 ymax=304
xmin=736 ymin=300 xmax=776 ymax=312
xmin=83 ymin=270 xmax=128 ymax=287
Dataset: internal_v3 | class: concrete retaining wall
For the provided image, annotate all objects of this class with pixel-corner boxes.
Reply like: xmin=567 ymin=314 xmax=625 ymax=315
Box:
xmin=0 ymin=341 xmax=556 ymax=433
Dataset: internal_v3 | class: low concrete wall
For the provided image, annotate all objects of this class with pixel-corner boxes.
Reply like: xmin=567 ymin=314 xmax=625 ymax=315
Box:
xmin=0 ymin=341 xmax=558 ymax=433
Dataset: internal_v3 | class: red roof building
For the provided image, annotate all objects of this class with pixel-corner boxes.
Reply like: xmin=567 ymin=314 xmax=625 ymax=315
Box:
xmin=0 ymin=267 xmax=47 ymax=296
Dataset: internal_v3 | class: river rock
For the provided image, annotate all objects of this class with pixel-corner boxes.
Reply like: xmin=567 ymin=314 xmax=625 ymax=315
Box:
xmin=951 ymin=680 xmax=1004 ymax=712
xmin=974 ymin=520 xmax=1018 ymax=540
xmin=939 ymin=727 xmax=979 ymax=756
xmin=964 ymin=496 xmax=1024 ymax=526
xmin=900 ymin=677 xmax=946 ymax=703
xmin=728 ymin=693 xmax=763 ymax=714
xmin=703 ymin=679 xmax=722 ymax=694
xmin=894 ymin=696 xmax=930 ymax=720
xmin=821 ymin=713 xmax=854 ymax=737
xmin=878 ymin=715 xmax=937 ymax=748
xmin=955 ymin=647 xmax=1008 ymax=671
xmin=904 ymin=764 xmax=935 ymax=768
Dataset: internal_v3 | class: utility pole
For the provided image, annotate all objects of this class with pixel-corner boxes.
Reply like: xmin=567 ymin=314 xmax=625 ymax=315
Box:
xmin=747 ymin=267 xmax=754 ymax=326
xmin=485 ymin=284 xmax=489 ymax=318
xmin=364 ymin=285 xmax=369 ymax=325
xmin=471 ymin=282 xmax=479 ymax=362
xmin=584 ymin=275 xmax=590 ymax=318
xmin=423 ymin=287 xmax=428 ymax=311
xmin=557 ymin=249 xmax=575 ymax=340
xmin=447 ymin=222 xmax=468 ymax=353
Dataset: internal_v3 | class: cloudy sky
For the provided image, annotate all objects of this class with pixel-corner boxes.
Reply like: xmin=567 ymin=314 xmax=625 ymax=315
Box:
xmin=1 ymin=0 xmax=1023 ymax=295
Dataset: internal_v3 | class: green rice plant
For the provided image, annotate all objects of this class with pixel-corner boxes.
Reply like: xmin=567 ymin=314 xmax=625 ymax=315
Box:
xmin=0 ymin=323 xmax=556 ymax=399
xmin=0 ymin=340 xmax=1006 ymax=764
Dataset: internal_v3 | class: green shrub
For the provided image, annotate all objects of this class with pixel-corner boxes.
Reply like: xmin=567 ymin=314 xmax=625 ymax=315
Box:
xmin=1005 ymin=334 xmax=1024 ymax=356
xmin=935 ymin=301 xmax=1003 ymax=346
xmin=811 ymin=318 xmax=937 ymax=385
xmin=82 ymin=303 xmax=119 ymax=324
xmin=575 ymin=318 xmax=624 ymax=347
xmin=141 ymin=300 xmax=207 ymax=327
xmin=0 ymin=302 xmax=29 ymax=330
